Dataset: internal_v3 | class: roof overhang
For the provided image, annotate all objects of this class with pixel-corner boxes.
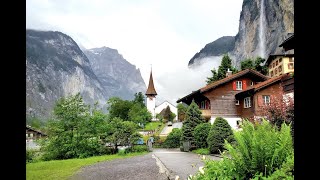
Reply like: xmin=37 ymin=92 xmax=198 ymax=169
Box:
xmin=200 ymin=69 xmax=268 ymax=93
xmin=265 ymin=53 xmax=294 ymax=66
xmin=279 ymin=34 xmax=294 ymax=51
xmin=176 ymin=89 xmax=200 ymax=103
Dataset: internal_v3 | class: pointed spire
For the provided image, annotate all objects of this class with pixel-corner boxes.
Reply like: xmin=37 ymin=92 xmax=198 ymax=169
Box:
xmin=145 ymin=69 xmax=157 ymax=96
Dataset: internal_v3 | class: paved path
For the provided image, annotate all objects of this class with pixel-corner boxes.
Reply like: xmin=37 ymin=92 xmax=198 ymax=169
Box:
xmin=172 ymin=122 xmax=183 ymax=129
xmin=71 ymin=153 xmax=168 ymax=180
xmin=160 ymin=122 xmax=183 ymax=136
xmin=153 ymin=148 xmax=221 ymax=180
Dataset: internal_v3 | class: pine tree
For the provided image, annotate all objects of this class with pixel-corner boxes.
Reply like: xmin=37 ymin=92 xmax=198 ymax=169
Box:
xmin=206 ymin=54 xmax=238 ymax=84
xmin=181 ymin=100 xmax=204 ymax=146
xmin=207 ymin=117 xmax=235 ymax=154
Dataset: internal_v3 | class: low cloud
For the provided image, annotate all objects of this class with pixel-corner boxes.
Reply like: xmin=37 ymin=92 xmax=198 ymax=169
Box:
xmin=154 ymin=56 xmax=223 ymax=106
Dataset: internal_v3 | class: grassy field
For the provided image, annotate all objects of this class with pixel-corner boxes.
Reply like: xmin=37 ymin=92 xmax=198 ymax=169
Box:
xmin=26 ymin=152 xmax=148 ymax=180
xmin=143 ymin=122 xmax=162 ymax=130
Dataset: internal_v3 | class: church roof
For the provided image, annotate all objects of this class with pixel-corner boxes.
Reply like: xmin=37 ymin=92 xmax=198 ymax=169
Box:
xmin=145 ymin=71 xmax=157 ymax=96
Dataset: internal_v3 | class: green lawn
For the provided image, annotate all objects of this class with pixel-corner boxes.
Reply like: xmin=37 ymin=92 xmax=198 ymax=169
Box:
xmin=192 ymin=148 xmax=210 ymax=155
xmin=26 ymin=152 xmax=148 ymax=180
xmin=143 ymin=122 xmax=162 ymax=131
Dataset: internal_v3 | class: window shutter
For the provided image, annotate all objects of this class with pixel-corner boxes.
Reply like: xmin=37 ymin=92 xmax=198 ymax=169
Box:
xmin=233 ymin=81 xmax=236 ymax=90
xmin=258 ymin=95 xmax=263 ymax=106
xmin=243 ymin=80 xmax=247 ymax=90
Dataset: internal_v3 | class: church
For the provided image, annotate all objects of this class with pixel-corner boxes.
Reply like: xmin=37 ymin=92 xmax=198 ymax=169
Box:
xmin=145 ymin=70 xmax=178 ymax=121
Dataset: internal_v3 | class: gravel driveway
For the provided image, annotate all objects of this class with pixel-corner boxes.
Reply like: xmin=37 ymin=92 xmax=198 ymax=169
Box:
xmin=71 ymin=153 xmax=168 ymax=180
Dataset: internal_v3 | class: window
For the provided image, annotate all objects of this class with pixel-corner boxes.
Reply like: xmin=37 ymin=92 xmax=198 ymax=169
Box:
xmin=289 ymin=57 xmax=294 ymax=62
xmin=236 ymin=81 xmax=242 ymax=90
xmin=262 ymin=95 xmax=270 ymax=105
xmin=235 ymin=100 xmax=240 ymax=105
xmin=201 ymin=101 xmax=205 ymax=109
xmin=288 ymin=63 xmax=294 ymax=70
xmin=276 ymin=60 xmax=278 ymax=66
xmin=270 ymin=71 xmax=274 ymax=77
xmin=279 ymin=58 xmax=282 ymax=63
xmin=244 ymin=97 xmax=251 ymax=108
xmin=275 ymin=69 xmax=278 ymax=75
xmin=272 ymin=62 xmax=275 ymax=68
xmin=278 ymin=65 xmax=282 ymax=73
xmin=251 ymin=81 xmax=254 ymax=86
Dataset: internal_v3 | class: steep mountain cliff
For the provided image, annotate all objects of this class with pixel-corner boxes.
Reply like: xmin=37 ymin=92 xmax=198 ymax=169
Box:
xmin=233 ymin=0 xmax=294 ymax=64
xmin=83 ymin=47 xmax=146 ymax=100
xmin=26 ymin=30 xmax=107 ymax=119
xmin=188 ymin=36 xmax=235 ymax=66
xmin=26 ymin=30 xmax=146 ymax=120
xmin=188 ymin=0 xmax=294 ymax=67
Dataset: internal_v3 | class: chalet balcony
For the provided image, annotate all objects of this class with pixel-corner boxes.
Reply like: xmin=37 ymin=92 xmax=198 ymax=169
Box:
xmin=200 ymin=109 xmax=211 ymax=119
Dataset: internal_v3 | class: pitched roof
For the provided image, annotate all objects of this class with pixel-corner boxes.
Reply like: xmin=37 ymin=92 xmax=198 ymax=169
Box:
xmin=26 ymin=125 xmax=47 ymax=136
xmin=156 ymin=100 xmax=177 ymax=108
xmin=235 ymin=73 xmax=291 ymax=97
xmin=145 ymin=70 xmax=157 ymax=96
xmin=200 ymin=69 xmax=268 ymax=93
xmin=279 ymin=33 xmax=294 ymax=47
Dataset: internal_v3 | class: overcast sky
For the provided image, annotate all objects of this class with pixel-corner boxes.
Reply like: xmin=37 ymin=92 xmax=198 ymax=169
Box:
xmin=26 ymin=0 xmax=243 ymax=105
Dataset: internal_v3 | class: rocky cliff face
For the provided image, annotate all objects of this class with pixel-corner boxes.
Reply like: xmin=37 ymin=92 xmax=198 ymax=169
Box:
xmin=83 ymin=47 xmax=146 ymax=101
xmin=26 ymin=30 xmax=107 ymax=119
xmin=188 ymin=36 xmax=235 ymax=66
xmin=233 ymin=0 xmax=294 ymax=65
xmin=26 ymin=30 xmax=146 ymax=120
xmin=188 ymin=0 xmax=294 ymax=67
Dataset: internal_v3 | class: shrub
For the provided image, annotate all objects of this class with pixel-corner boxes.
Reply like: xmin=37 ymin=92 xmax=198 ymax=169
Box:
xmin=126 ymin=145 xmax=148 ymax=153
xmin=163 ymin=128 xmax=182 ymax=148
xmin=194 ymin=123 xmax=211 ymax=148
xmin=207 ymin=117 xmax=235 ymax=154
xmin=117 ymin=149 xmax=127 ymax=156
xmin=258 ymin=153 xmax=294 ymax=179
xmin=153 ymin=136 xmax=166 ymax=148
xmin=26 ymin=149 xmax=37 ymax=163
xmin=192 ymin=148 xmax=210 ymax=155
xmin=194 ymin=120 xmax=293 ymax=179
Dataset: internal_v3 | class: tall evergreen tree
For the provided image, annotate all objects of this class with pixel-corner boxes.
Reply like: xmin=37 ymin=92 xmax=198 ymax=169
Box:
xmin=240 ymin=58 xmax=255 ymax=70
xmin=240 ymin=56 xmax=268 ymax=75
xmin=254 ymin=56 xmax=268 ymax=75
xmin=206 ymin=54 xmax=238 ymax=84
xmin=181 ymin=100 xmax=204 ymax=146
xmin=206 ymin=68 xmax=219 ymax=84
xmin=177 ymin=103 xmax=188 ymax=121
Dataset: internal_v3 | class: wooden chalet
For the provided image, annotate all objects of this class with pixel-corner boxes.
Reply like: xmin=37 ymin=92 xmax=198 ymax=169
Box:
xmin=26 ymin=125 xmax=47 ymax=141
xmin=177 ymin=69 xmax=268 ymax=129
xmin=235 ymin=73 xmax=293 ymax=120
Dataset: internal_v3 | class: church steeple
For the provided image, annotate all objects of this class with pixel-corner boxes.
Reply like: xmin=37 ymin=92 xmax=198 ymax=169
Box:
xmin=145 ymin=70 xmax=157 ymax=96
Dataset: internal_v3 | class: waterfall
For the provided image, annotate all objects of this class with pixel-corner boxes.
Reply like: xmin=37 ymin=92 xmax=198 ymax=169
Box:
xmin=259 ymin=0 xmax=266 ymax=58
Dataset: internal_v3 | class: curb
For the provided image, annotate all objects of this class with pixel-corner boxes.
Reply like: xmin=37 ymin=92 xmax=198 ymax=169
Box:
xmin=152 ymin=153 xmax=177 ymax=180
